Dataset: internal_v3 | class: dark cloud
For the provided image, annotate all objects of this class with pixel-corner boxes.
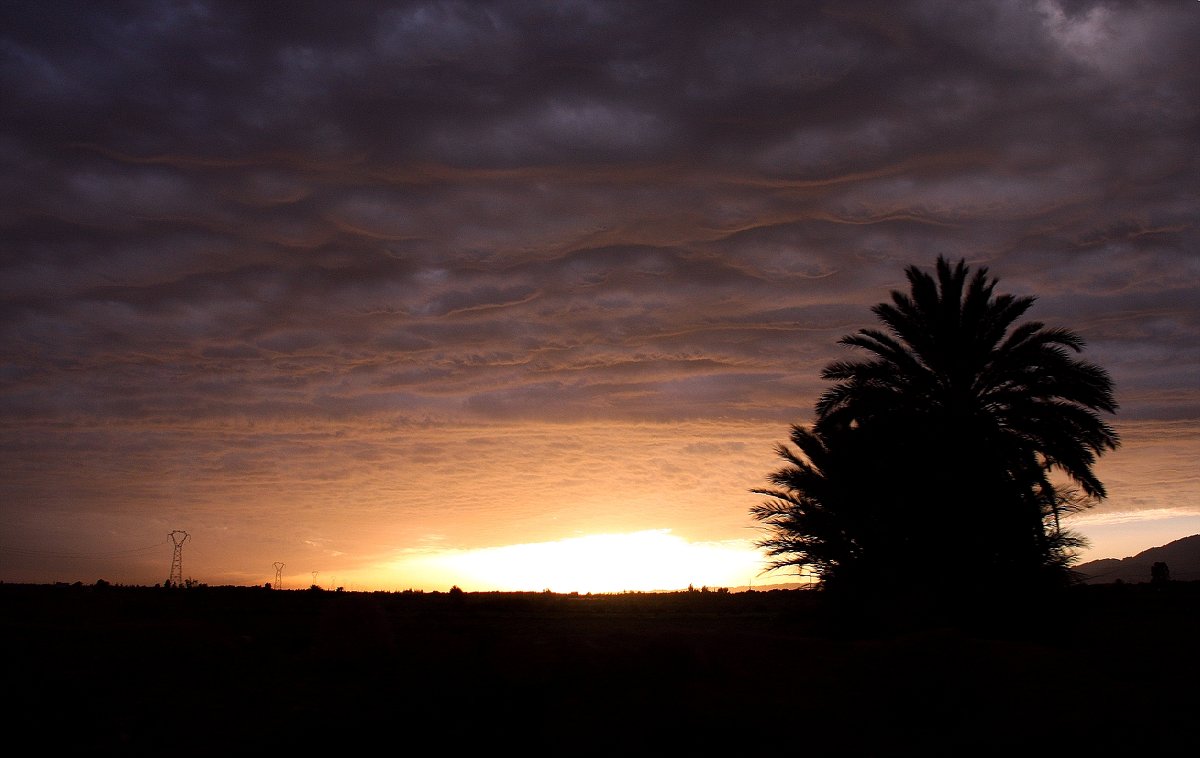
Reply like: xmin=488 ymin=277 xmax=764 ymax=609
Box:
xmin=1 ymin=0 xmax=1197 ymax=584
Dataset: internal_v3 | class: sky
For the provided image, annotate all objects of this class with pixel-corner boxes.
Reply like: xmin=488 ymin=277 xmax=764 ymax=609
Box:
xmin=1 ymin=0 xmax=1197 ymax=592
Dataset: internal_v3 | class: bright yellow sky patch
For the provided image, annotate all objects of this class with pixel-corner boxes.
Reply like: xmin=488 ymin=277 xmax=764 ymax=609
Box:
xmin=368 ymin=529 xmax=775 ymax=593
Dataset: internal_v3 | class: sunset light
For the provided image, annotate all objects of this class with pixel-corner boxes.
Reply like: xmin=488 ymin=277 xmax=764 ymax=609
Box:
xmin=3 ymin=3 xmax=1196 ymax=755
xmin=397 ymin=530 xmax=770 ymax=594
xmin=1 ymin=1 xmax=1196 ymax=594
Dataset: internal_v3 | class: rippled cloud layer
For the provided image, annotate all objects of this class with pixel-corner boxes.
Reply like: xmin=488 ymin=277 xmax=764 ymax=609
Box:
xmin=2 ymin=1 xmax=1197 ymax=587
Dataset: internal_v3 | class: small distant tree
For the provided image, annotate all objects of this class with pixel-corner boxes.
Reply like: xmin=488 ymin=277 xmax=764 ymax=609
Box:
xmin=753 ymin=257 xmax=1119 ymax=598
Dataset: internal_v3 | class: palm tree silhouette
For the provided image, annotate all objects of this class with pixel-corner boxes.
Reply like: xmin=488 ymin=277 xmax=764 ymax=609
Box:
xmin=754 ymin=257 xmax=1119 ymax=595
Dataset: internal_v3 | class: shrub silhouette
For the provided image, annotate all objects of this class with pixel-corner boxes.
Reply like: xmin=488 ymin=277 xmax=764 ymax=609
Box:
xmin=753 ymin=257 xmax=1119 ymax=598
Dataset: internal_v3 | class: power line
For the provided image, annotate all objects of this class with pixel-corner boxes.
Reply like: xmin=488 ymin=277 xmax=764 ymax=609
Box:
xmin=0 ymin=540 xmax=169 ymax=559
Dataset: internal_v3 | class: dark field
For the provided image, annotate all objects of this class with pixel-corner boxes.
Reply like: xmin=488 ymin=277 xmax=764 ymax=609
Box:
xmin=3 ymin=582 xmax=1197 ymax=755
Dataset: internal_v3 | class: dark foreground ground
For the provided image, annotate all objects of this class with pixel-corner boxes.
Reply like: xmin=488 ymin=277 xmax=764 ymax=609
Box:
xmin=2 ymin=582 xmax=1197 ymax=756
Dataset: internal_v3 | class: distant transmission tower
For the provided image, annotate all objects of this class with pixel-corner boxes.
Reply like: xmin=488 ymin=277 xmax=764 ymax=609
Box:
xmin=168 ymin=530 xmax=190 ymax=587
xmin=273 ymin=562 xmax=285 ymax=589
xmin=312 ymin=570 xmax=319 ymax=588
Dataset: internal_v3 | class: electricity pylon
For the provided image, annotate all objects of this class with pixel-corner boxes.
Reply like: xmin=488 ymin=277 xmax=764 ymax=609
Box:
xmin=168 ymin=530 xmax=190 ymax=587
xmin=273 ymin=562 xmax=285 ymax=589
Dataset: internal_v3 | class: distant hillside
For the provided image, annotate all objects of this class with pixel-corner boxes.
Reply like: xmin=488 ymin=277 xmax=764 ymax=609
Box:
xmin=1074 ymin=534 xmax=1200 ymax=584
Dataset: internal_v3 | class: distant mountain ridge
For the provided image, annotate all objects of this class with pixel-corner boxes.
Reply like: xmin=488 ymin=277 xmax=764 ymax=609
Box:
xmin=1073 ymin=534 xmax=1200 ymax=584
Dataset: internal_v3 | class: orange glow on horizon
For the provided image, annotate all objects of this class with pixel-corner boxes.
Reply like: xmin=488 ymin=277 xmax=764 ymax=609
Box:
xmin=354 ymin=530 xmax=776 ymax=594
